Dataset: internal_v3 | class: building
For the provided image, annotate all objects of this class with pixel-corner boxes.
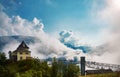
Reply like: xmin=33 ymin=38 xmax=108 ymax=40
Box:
xmin=85 ymin=69 xmax=113 ymax=75
xmin=9 ymin=41 xmax=31 ymax=61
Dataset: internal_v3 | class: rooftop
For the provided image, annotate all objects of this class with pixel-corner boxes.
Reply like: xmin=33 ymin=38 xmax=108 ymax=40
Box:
xmin=86 ymin=69 xmax=113 ymax=75
xmin=17 ymin=41 xmax=29 ymax=50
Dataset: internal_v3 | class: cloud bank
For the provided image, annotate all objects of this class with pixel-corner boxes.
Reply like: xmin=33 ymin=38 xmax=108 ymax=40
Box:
xmin=0 ymin=10 xmax=44 ymax=36
xmin=59 ymin=30 xmax=92 ymax=53
xmin=90 ymin=0 xmax=120 ymax=64
xmin=59 ymin=30 xmax=79 ymax=46
xmin=0 ymin=4 xmax=85 ymax=60
xmin=1 ymin=0 xmax=120 ymax=65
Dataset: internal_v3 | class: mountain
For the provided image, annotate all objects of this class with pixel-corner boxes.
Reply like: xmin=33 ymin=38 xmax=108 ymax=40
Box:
xmin=0 ymin=36 xmax=39 ymax=51
xmin=0 ymin=35 xmax=91 ymax=53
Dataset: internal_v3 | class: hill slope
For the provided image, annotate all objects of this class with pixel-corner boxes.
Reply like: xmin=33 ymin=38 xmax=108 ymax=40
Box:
xmin=0 ymin=36 xmax=39 ymax=51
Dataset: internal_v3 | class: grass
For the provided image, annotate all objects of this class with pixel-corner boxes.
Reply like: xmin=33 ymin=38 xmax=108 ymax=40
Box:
xmin=79 ymin=72 xmax=120 ymax=77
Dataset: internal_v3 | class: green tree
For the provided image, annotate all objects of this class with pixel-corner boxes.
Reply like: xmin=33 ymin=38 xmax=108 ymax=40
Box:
xmin=51 ymin=58 xmax=80 ymax=77
xmin=51 ymin=57 xmax=58 ymax=77
xmin=39 ymin=61 xmax=51 ymax=77
xmin=33 ymin=71 xmax=42 ymax=77
xmin=0 ymin=52 xmax=6 ymax=65
xmin=15 ymin=73 xmax=20 ymax=77
xmin=65 ymin=64 xmax=80 ymax=77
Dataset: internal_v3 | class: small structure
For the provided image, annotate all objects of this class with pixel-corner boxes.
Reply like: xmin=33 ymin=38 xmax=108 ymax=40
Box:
xmin=9 ymin=41 xmax=31 ymax=61
xmin=85 ymin=69 xmax=113 ymax=75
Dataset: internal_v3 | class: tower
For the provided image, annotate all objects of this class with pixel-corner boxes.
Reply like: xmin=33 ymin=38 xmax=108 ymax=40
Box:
xmin=80 ymin=56 xmax=85 ymax=76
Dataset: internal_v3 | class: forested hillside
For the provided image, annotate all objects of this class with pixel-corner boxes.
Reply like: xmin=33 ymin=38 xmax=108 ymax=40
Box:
xmin=0 ymin=52 xmax=79 ymax=77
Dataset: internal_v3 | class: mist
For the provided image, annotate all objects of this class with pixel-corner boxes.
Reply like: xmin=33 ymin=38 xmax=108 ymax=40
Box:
xmin=89 ymin=0 xmax=120 ymax=64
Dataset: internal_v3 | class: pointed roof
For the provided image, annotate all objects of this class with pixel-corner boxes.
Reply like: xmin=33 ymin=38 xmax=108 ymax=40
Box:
xmin=17 ymin=41 xmax=29 ymax=50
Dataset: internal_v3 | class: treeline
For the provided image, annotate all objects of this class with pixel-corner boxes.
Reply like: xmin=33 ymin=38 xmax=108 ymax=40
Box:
xmin=0 ymin=52 xmax=80 ymax=77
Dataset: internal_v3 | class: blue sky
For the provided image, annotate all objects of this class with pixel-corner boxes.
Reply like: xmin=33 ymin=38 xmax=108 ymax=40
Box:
xmin=1 ymin=0 xmax=120 ymax=64
xmin=0 ymin=0 xmax=107 ymax=44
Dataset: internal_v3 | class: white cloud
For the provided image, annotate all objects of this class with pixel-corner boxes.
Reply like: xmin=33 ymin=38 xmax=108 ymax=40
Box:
xmin=0 ymin=4 xmax=86 ymax=60
xmin=33 ymin=17 xmax=40 ymax=25
xmin=59 ymin=30 xmax=94 ymax=47
xmin=0 ymin=8 xmax=44 ymax=36
xmin=1 ymin=1 xmax=120 ymax=65
xmin=89 ymin=0 xmax=120 ymax=64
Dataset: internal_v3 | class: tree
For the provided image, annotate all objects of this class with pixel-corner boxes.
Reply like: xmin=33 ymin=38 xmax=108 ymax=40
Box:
xmin=0 ymin=52 xmax=6 ymax=65
xmin=51 ymin=58 xmax=80 ymax=77
xmin=51 ymin=57 xmax=58 ymax=77
xmin=33 ymin=71 xmax=42 ymax=77
xmin=66 ymin=64 xmax=80 ymax=77
xmin=15 ymin=73 xmax=20 ymax=77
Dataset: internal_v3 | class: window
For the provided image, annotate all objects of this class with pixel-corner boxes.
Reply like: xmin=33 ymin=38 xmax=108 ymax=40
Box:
xmin=20 ymin=56 xmax=22 ymax=60
xmin=26 ymin=52 xmax=28 ymax=54
xmin=20 ymin=52 xmax=22 ymax=54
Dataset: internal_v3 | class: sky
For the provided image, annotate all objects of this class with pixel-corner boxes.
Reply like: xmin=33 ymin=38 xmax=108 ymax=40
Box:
xmin=0 ymin=0 xmax=120 ymax=64
xmin=0 ymin=0 xmax=108 ymax=45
